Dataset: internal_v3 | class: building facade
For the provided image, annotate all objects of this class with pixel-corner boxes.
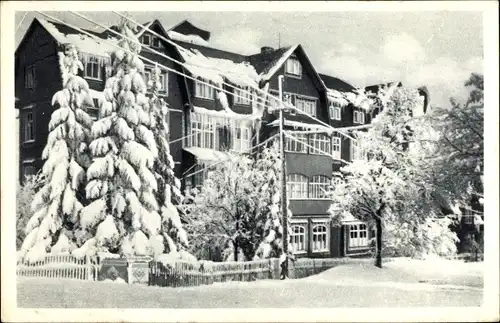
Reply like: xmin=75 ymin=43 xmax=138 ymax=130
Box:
xmin=15 ymin=17 xmax=430 ymax=259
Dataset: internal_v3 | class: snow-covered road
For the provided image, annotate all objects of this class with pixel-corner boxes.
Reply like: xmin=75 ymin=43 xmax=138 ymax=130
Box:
xmin=17 ymin=258 xmax=483 ymax=308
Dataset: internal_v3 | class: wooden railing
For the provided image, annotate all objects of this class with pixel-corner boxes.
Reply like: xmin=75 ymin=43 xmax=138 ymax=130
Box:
xmin=149 ymin=258 xmax=279 ymax=287
xmin=17 ymin=254 xmax=100 ymax=281
xmin=149 ymin=257 xmax=352 ymax=288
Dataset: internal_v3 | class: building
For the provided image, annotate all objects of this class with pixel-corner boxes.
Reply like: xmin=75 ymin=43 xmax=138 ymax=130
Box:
xmin=15 ymin=17 xmax=430 ymax=259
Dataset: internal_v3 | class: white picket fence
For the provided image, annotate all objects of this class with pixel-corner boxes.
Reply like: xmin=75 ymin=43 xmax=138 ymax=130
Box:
xmin=17 ymin=254 xmax=100 ymax=281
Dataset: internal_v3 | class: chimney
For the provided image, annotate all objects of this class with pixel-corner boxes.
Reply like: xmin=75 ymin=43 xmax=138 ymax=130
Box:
xmin=260 ymin=46 xmax=274 ymax=54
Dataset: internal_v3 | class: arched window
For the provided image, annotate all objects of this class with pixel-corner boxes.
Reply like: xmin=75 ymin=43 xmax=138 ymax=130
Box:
xmin=349 ymin=223 xmax=368 ymax=248
xmin=309 ymin=175 xmax=331 ymax=199
xmin=312 ymin=223 xmax=329 ymax=251
xmin=287 ymin=174 xmax=308 ymax=199
xmin=289 ymin=224 xmax=307 ymax=253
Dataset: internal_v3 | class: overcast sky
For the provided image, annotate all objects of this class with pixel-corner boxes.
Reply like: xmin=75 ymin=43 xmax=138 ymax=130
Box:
xmin=15 ymin=10 xmax=484 ymax=108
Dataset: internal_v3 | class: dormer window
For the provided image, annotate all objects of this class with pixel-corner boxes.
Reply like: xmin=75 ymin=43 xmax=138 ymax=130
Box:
xmin=152 ymin=36 xmax=162 ymax=48
xmin=234 ymin=87 xmax=251 ymax=105
xmin=353 ymin=110 xmax=365 ymax=124
xmin=285 ymin=57 xmax=302 ymax=77
xmin=329 ymin=104 xmax=341 ymax=121
xmin=194 ymin=80 xmax=214 ymax=100
xmin=144 ymin=67 xmax=168 ymax=95
xmin=84 ymin=56 xmax=102 ymax=80
xmin=141 ymin=34 xmax=151 ymax=46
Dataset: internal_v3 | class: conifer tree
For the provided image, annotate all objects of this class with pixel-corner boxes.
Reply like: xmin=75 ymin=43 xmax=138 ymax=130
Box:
xmin=20 ymin=44 xmax=93 ymax=262
xmin=252 ymin=141 xmax=292 ymax=260
xmin=74 ymin=20 xmax=162 ymax=258
xmin=148 ymin=65 xmax=189 ymax=254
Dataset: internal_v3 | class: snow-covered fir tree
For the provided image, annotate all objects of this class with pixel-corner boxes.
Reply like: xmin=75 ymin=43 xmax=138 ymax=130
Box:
xmin=252 ymin=141 xmax=292 ymax=260
xmin=20 ymin=44 xmax=93 ymax=262
xmin=17 ymin=173 xmax=45 ymax=250
xmin=74 ymin=20 xmax=164 ymax=258
xmin=329 ymin=87 xmax=458 ymax=267
xmin=147 ymin=64 xmax=189 ymax=255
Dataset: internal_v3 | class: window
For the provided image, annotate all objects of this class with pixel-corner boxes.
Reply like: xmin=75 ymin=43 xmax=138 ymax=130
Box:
xmin=329 ymin=104 xmax=341 ymax=120
xmin=234 ymin=87 xmax=251 ymax=105
xmin=285 ymin=132 xmax=307 ymax=153
xmin=84 ymin=56 xmax=102 ymax=80
xmin=312 ymin=224 xmax=329 ymax=252
xmin=309 ymin=175 xmax=331 ymax=199
xmin=141 ymin=34 xmax=151 ymax=46
xmin=88 ymin=99 xmax=100 ymax=120
xmin=144 ymin=68 xmax=168 ymax=94
xmin=353 ymin=110 xmax=365 ymax=124
xmin=152 ymin=36 xmax=162 ymax=48
xmin=189 ymin=113 xmax=215 ymax=149
xmin=144 ymin=70 xmax=152 ymax=86
xmin=193 ymin=164 xmax=208 ymax=188
xmin=284 ymin=94 xmax=294 ymax=115
xmin=351 ymin=139 xmax=365 ymax=161
xmin=195 ymin=80 xmax=214 ymax=100
xmin=332 ymin=134 xmax=341 ymax=159
xmin=22 ymin=161 xmax=36 ymax=180
xmin=22 ymin=110 xmax=34 ymax=142
xmin=188 ymin=111 xmax=251 ymax=153
xmin=232 ymin=127 xmax=251 ymax=153
xmin=349 ymin=223 xmax=368 ymax=248
xmin=158 ymin=72 xmax=168 ymax=94
xmin=25 ymin=64 xmax=36 ymax=89
xmin=285 ymin=57 xmax=302 ymax=77
xmin=287 ymin=174 xmax=308 ymax=199
xmin=184 ymin=177 xmax=193 ymax=193
xmin=463 ymin=215 xmax=474 ymax=225
xmin=310 ymin=133 xmax=331 ymax=155
xmin=290 ymin=225 xmax=307 ymax=253
xmin=295 ymin=97 xmax=316 ymax=116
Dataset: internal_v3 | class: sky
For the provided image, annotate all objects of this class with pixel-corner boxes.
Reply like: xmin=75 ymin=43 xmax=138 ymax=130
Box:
xmin=15 ymin=10 xmax=484 ymax=108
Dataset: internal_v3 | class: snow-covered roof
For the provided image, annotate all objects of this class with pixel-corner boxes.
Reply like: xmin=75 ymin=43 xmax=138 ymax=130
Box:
xmin=37 ymin=18 xmax=118 ymax=58
xmin=326 ymin=87 xmax=372 ymax=111
xmin=167 ymin=30 xmax=209 ymax=47
xmin=267 ymin=119 xmax=333 ymax=133
xmin=177 ymin=47 xmax=259 ymax=88
xmin=341 ymin=213 xmax=365 ymax=224
xmin=193 ymin=106 xmax=257 ymax=121
xmin=183 ymin=147 xmax=229 ymax=163
xmin=258 ymin=45 xmax=299 ymax=82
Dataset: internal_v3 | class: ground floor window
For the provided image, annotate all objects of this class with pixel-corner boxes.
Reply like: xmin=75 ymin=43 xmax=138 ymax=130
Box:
xmin=349 ymin=223 xmax=368 ymax=248
xmin=290 ymin=224 xmax=307 ymax=253
xmin=22 ymin=160 xmax=36 ymax=183
xmin=312 ymin=222 xmax=329 ymax=252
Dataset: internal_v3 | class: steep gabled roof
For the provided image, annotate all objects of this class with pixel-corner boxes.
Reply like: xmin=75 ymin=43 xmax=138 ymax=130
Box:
xmin=168 ymin=20 xmax=211 ymax=42
xmin=319 ymin=73 xmax=356 ymax=93
xmin=248 ymin=44 xmax=327 ymax=93
xmin=16 ymin=17 xmax=102 ymax=54
xmin=247 ymin=46 xmax=296 ymax=76
xmin=17 ymin=17 xmax=119 ymax=58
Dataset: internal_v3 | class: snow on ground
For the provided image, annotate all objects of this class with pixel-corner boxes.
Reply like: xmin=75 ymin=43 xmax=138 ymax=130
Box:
xmin=17 ymin=258 xmax=483 ymax=308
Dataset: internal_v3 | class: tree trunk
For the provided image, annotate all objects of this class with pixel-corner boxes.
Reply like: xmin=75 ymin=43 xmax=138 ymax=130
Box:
xmin=234 ymin=214 xmax=239 ymax=262
xmin=375 ymin=217 xmax=383 ymax=268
